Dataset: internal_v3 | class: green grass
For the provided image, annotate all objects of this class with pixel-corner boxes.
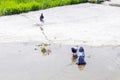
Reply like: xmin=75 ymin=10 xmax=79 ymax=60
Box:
xmin=0 ymin=0 xmax=88 ymax=16
xmin=88 ymin=0 xmax=104 ymax=3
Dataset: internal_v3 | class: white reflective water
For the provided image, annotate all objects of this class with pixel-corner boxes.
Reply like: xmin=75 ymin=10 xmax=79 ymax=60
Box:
xmin=0 ymin=42 xmax=120 ymax=80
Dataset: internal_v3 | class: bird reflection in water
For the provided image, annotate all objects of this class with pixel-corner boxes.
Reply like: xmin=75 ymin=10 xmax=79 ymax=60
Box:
xmin=71 ymin=56 xmax=77 ymax=64
xmin=78 ymin=65 xmax=86 ymax=70
xmin=71 ymin=56 xmax=86 ymax=70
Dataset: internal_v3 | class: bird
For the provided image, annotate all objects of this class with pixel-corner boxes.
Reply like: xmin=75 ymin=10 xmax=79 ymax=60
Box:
xmin=78 ymin=47 xmax=85 ymax=58
xmin=71 ymin=46 xmax=78 ymax=58
xmin=71 ymin=46 xmax=78 ymax=53
xmin=40 ymin=13 xmax=44 ymax=23
xmin=76 ymin=47 xmax=86 ymax=65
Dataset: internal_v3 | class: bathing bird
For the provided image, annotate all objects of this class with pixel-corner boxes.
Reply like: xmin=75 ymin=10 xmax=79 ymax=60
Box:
xmin=71 ymin=46 xmax=78 ymax=58
xmin=76 ymin=47 xmax=86 ymax=65
xmin=40 ymin=13 xmax=44 ymax=23
xmin=78 ymin=47 xmax=85 ymax=58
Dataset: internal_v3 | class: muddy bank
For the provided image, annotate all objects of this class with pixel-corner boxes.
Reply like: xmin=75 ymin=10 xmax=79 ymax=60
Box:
xmin=0 ymin=42 xmax=120 ymax=80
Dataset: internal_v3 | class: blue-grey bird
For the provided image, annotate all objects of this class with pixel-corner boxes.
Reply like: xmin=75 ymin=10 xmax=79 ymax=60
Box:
xmin=71 ymin=46 xmax=78 ymax=53
xmin=76 ymin=47 xmax=86 ymax=65
xmin=71 ymin=46 xmax=78 ymax=58
xmin=40 ymin=13 xmax=44 ymax=23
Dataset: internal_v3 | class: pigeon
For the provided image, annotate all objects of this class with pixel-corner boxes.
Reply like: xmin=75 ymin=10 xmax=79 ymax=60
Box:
xmin=71 ymin=46 xmax=78 ymax=58
xmin=71 ymin=46 xmax=78 ymax=53
xmin=78 ymin=47 xmax=85 ymax=58
xmin=40 ymin=13 xmax=44 ymax=23
xmin=76 ymin=47 xmax=86 ymax=65
xmin=77 ymin=56 xmax=86 ymax=65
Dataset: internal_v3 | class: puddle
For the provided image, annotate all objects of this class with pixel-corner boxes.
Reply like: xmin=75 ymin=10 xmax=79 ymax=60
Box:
xmin=1 ymin=43 xmax=120 ymax=80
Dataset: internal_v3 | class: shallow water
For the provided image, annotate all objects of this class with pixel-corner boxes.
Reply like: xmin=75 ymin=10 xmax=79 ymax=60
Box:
xmin=0 ymin=42 xmax=120 ymax=80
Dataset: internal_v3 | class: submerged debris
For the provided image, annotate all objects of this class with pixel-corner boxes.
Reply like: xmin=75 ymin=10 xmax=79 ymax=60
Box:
xmin=36 ymin=42 xmax=51 ymax=56
xmin=41 ymin=47 xmax=46 ymax=53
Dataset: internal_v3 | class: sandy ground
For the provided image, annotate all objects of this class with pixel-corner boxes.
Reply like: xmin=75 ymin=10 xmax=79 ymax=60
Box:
xmin=0 ymin=1 xmax=120 ymax=46
xmin=0 ymin=42 xmax=120 ymax=80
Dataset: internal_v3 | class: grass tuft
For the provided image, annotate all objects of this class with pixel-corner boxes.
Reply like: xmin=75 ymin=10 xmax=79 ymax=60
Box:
xmin=88 ymin=0 xmax=105 ymax=3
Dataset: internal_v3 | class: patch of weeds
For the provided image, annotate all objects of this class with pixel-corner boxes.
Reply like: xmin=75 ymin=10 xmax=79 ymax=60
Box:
xmin=36 ymin=42 xmax=51 ymax=56
xmin=41 ymin=47 xmax=46 ymax=53
xmin=110 ymin=4 xmax=120 ymax=7
xmin=88 ymin=0 xmax=105 ymax=3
